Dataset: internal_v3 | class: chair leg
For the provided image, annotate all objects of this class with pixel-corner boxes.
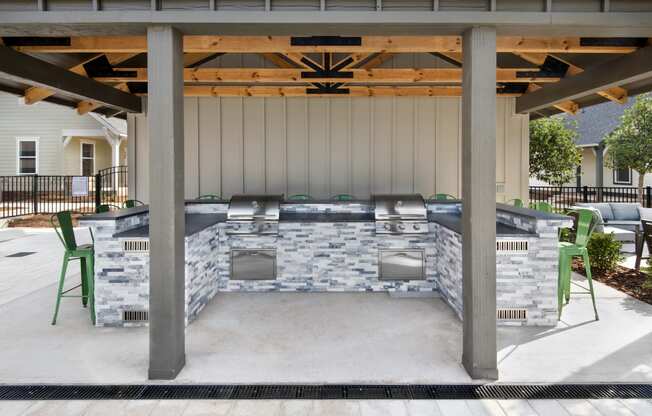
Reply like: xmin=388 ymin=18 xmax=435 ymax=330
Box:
xmin=582 ymin=252 xmax=599 ymax=321
xmin=564 ymin=256 xmax=573 ymax=304
xmin=87 ymin=254 xmax=96 ymax=325
xmin=558 ymin=253 xmax=567 ymax=319
xmin=51 ymin=253 xmax=69 ymax=325
xmin=80 ymin=257 xmax=88 ymax=307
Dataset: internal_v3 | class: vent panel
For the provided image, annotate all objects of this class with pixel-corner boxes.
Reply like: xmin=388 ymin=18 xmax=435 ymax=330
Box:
xmin=496 ymin=239 xmax=528 ymax=255
xmin=123 ymin=310 xmax=149 ymax=322
xmin=122 ymin=240 xmax=150 ymax=253
xmin=497 ymin=308 xmax=527 ymax=321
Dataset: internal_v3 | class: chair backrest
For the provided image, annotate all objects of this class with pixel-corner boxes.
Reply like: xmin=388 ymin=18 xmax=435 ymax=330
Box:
xmin=574 ymin=208 xmax=597 ymax=248
xmin=51 ymin=211 xmax=77 ymax=251
xmin=431 ymin=193 xmax=457 ymax=201
xmin=197 ymin=194 xmax=221 ymax=201
xmin=288 ymin=194 xmax=312 ymax=201
xmin=507 ymin=198 xmax=523 ymax=208
xmin=642 ymin=220 xmax=652 ymax=251
xmin=535 ymin=202 xmax=553 ymax=213
xmin=332 ymin=194 xmax=354 ymax=201
xmin=96 ymin=204 xmax=120 ymax=213
xmin=123 ymin=199 xmax=144 ymax=208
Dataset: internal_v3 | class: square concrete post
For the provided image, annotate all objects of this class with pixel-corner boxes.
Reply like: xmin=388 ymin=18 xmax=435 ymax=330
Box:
xmin=461 ymin=26 xmax=498 ymax=380
xmin=147 ymin=25 xmax=186 ymax=380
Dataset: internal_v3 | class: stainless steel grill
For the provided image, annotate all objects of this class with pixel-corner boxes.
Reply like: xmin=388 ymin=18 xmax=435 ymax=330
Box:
xmin=226 ymin=194 xmax=282 ymax=235
xmin=373 ymin=194 xmax=428 ymax=234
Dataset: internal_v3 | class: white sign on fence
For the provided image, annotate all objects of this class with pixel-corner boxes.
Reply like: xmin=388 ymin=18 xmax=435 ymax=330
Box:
xmin=72 ymin=176 xmax=89 ymax=197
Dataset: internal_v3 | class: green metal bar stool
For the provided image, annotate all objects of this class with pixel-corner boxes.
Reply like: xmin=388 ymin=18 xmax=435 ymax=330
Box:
xmin=197 ymin=194 xmax=221 ymax=200
xmin=96 ymin=203 xmax=121 ymax=213
xmin=506 ymin=198 xmax=524 ymax=208
xmin=288 ymin=194 xmax=313 ymax=201
xmin=332 ymin=194 xmax=355 ymax=201
xmin=429 ymin=193 xmax=457 ymax=201
xmin=123 ymin=199 xmax=144 ymax=208
xmin=51 ymin=211 xmax=95 ymax=325
xmin=558 ymin=208 xmax=599 ymax=321
xmin=535 ymin=201 xmax=553 ymax=213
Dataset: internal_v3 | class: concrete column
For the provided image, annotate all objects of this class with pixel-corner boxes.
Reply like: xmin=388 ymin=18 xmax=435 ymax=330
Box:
xmin=461 ymin=26 xmax=498 ymax=380
xmin=147 ymin=25 xmax=186 ymax=380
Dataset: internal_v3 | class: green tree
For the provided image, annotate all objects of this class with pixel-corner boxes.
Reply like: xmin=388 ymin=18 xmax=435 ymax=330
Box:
xmin=605 ymin=94 xmax=652 ymax=204
xmin=529 ymin=117 xmax=581 ymax=186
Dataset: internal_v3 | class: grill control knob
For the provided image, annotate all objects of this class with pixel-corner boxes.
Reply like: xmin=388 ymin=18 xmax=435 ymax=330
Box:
xmin=384 ymin=223 xmax=392 ymax=230
xmin=413 ymin=224 xmax=421 ymax=231
xmin=398 ymin=224 xmax=406 ymax=231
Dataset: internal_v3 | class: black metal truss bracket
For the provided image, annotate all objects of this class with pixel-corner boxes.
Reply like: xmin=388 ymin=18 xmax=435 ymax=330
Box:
xmin=83 ymin=55 xmax=137 ymax=78
xmin=306 ymin=82 xmax=350 ymax=95
xmin=1 ymin=37 xmax=71 ymax=47
xmin=291 ymin=36 xmax=362 ymax=47
xmin=497 ymin=83 xmax=529 ymax=95
xmin=516 ymin=55 xmax=570 ymax=79
xmin=580 ymin=37 xmax=648 ymax=47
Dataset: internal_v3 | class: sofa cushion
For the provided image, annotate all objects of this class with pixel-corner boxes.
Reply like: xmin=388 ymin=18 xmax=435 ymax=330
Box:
xmin=572 ymin=205 xmax=604 ymax=233
xmin=638 ymin=206 xmax=652 ymax=221
xmin=610 ymin=203 xmax=641 ymax=221
xmin=576 ymin=203 xmax=614 ymax=221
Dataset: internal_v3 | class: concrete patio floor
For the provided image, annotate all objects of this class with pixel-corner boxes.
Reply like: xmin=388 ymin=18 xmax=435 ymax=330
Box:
xmin=0 ymin=227 xmax=651 ymax=384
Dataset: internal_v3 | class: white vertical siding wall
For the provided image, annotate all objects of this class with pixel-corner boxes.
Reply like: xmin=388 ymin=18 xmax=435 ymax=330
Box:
xmin=129 ymin=96 xmax=529 ymax=202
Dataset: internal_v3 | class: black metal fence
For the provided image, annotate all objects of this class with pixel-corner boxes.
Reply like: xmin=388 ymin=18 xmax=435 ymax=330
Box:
xmin=0 ymin=166 xmax=128 ymax=219
xmin=529 ymin=185 xmax=652 ymax=212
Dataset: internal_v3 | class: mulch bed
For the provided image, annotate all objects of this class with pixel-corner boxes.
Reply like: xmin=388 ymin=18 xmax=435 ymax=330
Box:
xmin=6 ymin=214 xmax=81 ymax=228
xmin=573 ymin=258 xmax=652 ymax=305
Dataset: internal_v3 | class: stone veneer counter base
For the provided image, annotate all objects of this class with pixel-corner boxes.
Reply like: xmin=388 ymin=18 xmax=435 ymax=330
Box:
xmin=79 ymin=200 xmax=571 ymax=328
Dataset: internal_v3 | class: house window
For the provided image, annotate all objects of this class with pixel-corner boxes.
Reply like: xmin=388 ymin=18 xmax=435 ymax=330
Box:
xmin=16 ymin=138 xmax=38 ymax=175
xmin=81 ymin=142 xmax=95 ymax=176
xmin=613 ymin=167 xmax=632 ymax=185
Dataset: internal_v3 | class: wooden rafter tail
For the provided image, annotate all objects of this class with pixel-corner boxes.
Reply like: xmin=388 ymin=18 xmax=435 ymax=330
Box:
xmin=77 ymin=83 xmax=130 ymax=115
xmin=526 ymin=83 xmax=579 ymax=115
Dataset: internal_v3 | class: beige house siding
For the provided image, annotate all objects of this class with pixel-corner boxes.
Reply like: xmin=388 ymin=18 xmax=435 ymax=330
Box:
xmin=578 ymin=147 xmax=652 ymax=187
xmin=62 ymin=137 xmax=115 ymax=176
xmin=0 ymin=93 xmax=102 ymax=176
xmin=128 ymin=96 xmax=529 ymax=203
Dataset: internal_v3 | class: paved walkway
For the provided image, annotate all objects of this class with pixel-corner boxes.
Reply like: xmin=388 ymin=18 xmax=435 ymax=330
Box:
xmin=2 ymin=398 xmax=652 ymax=415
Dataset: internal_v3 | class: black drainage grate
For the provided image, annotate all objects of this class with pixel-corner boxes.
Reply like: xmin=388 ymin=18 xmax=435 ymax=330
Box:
xmin=0 ymin=384 xmax=650 ymax=401
xmin=5 ymin=252 xmax=36 ymax=258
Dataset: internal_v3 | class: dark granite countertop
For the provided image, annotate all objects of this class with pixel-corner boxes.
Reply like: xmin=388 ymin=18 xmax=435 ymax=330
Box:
xmin=428 ymin=213 xmax=536 ymax=236
xmin=113 ymin=214 xmax=225 ymax=238
xmin=280 ymin=212 xmax=374 ymax=222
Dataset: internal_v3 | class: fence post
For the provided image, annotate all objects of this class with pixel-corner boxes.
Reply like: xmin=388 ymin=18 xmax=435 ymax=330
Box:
xmin=647 ymin=186 xmax=652 ymax=208
xmin=32 ymin=175 xmax=38 ymax=215
xmin=583 ymin=186 xmax=588 ymax=203
xmin=95 ymin=173 xmax=102 ymax=212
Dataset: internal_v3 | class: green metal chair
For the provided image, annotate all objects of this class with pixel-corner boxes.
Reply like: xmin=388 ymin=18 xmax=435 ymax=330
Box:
xmin=288 ymin=194 xmax=313 ymax=201
xmin=51 ymin=211 xmax=95 ymax=325
xmin=558 ymin=208 xmax=599 ymax=321
xmin=96 ymin=204 xmax=121 ymax=213
xmin=197 ymin=194 xmax=221 ymax=201
xmin=429 ymin=193 xmax=457 ymax=201
xmin=123 ymin=199 xmax=144 ymax=209
xmin=507 ymin=198 xmax=524 ymax=208
xmin=535 ymin=201 xmax=553 ymax=213
xmin=332 ymin=194 xmax=355 ymax=201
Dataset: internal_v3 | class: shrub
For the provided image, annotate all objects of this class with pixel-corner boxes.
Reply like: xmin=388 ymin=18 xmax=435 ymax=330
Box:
xmin=586 ymin=232 xmax=623 ymax=274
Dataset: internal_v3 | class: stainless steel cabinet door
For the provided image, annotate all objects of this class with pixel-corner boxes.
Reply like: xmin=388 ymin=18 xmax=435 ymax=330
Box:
xmin=379 ymin=250 xmax=424 ymax=281
xmin=231 ymin=249 xmax=277 ymax=280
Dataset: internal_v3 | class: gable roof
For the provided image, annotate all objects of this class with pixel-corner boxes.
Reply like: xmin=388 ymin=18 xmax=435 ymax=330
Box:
xmin=562 ymin=96 xmax=637 ymax=148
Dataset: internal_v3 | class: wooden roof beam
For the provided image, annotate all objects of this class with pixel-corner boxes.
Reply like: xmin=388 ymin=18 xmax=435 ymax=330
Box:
xmin=0 ymin=46 xmax=141 ymax=113
xmin=99 ymin=67 xmax=560 ymax=84
xmin=516 ymin=45 xmax=652 ymax=114
xmin=10 ymin=36 xmax=642 ymax=54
